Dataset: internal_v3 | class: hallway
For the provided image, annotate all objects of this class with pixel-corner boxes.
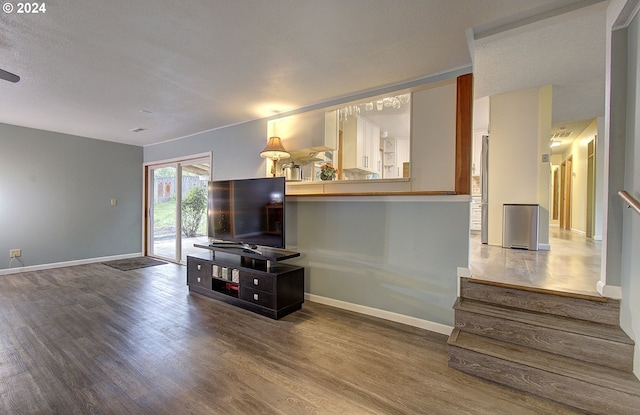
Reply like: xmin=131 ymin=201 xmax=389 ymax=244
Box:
xmin=469 ymin=227 xmax=602 ymax=297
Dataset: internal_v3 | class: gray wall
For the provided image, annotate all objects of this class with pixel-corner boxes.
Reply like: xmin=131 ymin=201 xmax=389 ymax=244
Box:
xmin=286 ymin=198 xmax=468 ymax=326
xmin=0 ymin=123 xmax=142 ymax=270
xmin=144 ymin=119 xmax=268 ymax=180
xmin=620 ymin=8 xmax=640 ymax=377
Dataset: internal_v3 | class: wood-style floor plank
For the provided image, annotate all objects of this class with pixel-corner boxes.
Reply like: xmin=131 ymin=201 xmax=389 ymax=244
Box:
xmin=0 ymin=262 xmax=584 ymax=414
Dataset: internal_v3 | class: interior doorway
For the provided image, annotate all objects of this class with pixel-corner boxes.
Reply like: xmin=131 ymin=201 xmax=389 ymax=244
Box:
xmin=145 ymin=154 xmax=212 ymax=264
xmin=552 ymin=167 xmax=559 ymax=221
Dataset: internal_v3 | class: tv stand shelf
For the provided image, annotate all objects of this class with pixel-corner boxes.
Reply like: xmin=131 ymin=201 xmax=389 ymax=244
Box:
xmin=187 ymin=245 xmax=304 ymax=320
xmin=193 ymin=243 xmax=300 ymax=263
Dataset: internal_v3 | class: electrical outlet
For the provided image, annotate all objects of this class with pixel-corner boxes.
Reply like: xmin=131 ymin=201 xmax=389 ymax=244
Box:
xmin=10 ymin=249 xmax=21 ymax=258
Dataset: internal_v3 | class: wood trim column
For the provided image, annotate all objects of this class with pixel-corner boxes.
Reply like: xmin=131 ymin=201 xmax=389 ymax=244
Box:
xmin=455 ymin=73 xmax=473 ymax=195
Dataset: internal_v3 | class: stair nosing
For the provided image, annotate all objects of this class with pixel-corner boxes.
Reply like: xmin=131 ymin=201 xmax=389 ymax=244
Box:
xmin=466 ymin=277 xmax=609 ymax=303
xmin=448 ymin=329 xmax=640 ymax=396
xmin=454 ymin=298 xmax=635 ymax=345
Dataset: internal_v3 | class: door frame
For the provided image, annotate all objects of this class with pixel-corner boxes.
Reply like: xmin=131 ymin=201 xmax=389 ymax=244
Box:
xmin=586 ymin=138 xmax=596 ymax=238
xmin=559 ymin=156 xmax=573 ymax=230
xmin=560 ymin=161 xmax=566 ymax=228
xmin=143 ymin=152 xmax=213 ymax=262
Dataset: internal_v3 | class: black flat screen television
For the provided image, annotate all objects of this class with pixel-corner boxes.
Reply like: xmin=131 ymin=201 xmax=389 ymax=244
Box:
xmin=207 ymin=177 xmax=285 ymax=249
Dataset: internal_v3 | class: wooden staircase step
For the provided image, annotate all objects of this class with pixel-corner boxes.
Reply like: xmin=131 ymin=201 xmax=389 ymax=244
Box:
xmin=461 ymin=277 xmax=620 ymax=325
xmin=467 ymin=277 xmax=607 ymax=301
xmin=448 ymin=329 xmax=640 ymax=415
xmin=454 ymin=298 xmax=634 ymax=371
xmin=455 ymin=298 xmax=633 ymax=343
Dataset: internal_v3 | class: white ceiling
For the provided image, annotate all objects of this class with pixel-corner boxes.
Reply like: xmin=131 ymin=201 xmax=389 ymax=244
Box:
xmin=0 ymin=0 xmax=606 ymax=147
xmin=473 ymin=0 xmax=607 ymax=152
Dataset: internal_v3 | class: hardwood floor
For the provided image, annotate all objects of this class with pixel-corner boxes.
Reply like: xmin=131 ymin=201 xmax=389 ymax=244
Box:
xmin=0 ymin=262 xmax=584 ymax=414
xmin=470 ymin=226 xmax=602 ymax=296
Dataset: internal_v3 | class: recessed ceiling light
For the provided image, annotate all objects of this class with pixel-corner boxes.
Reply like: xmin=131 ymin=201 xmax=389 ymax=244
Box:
xmin=551 ymin=141 xmax=562 ymax=147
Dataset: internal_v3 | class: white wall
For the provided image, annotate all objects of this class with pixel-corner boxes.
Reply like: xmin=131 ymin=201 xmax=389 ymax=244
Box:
xmin=410 ymin=82 xmax=457 ymax=191
xmin=487 ymin=86 xmax=551 ymax=246
xmin=473 ymin=96 xmax=490 ymax=133
xmin=537 ymin=86 xmax=552 ymax=246
xmin=269 ymin=110 xmax=326 ymax=151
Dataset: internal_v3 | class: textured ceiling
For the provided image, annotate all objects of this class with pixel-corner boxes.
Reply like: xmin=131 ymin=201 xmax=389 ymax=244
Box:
xmin=473 ymin=1 xmax=606 ymax=124
xmin=0 ymin=0 xmax=604 ymax=146
xmin=472 ymin=0 xmax=607 ymax=153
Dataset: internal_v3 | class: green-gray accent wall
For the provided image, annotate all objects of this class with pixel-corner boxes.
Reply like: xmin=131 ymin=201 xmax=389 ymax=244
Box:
xmin=286 ymin=198 xmax=468 ymax=326
xmin=0 ymin=123 xmax=142 ymax=269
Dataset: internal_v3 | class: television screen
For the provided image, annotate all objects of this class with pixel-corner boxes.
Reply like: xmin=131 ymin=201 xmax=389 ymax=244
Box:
xmin=207 ymin=177 xmax=285 ymax=249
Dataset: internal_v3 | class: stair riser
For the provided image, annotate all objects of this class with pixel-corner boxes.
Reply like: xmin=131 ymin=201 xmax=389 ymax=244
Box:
xmin=448 ymin=346 xmax=640 ymax=415
xmin=455 ymin=309 xmax=634 ymax=372
xmin=460 ymin=278 xmax=620 ymax=325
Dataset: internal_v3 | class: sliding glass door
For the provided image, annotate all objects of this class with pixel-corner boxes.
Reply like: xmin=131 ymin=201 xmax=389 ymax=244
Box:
xmin=179 ymin=158 xmax=211 ymax=262
xmin=147 ymin=155 xmax=211 ymax=263
xmin=149 ymin=165 xmax=179 ymax=261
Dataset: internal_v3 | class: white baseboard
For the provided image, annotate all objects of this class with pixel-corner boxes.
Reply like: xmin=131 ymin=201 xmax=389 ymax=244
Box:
xmin=305 ymin=293 xmax=453 ymax=336
xmin=597 ymin=281 xmax=622 ymax=299
xmin=538 ymin=243 xmax=551 ymax=251
xmin=0 ymin=253 xmax=143 ymax=276
xmin=594 ymin=234 xmax=603 ymax=241
xmin=457 ymin=266 xmax=472 ymax=278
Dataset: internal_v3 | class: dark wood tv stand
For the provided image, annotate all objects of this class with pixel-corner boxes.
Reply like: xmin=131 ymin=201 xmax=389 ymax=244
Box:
xmin=187 ymin=244 xmax=304 ymax=319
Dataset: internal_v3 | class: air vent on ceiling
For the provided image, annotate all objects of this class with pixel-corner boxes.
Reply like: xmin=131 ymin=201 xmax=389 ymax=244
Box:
xmin=130 ymin=127 xmax=146 ymax=133
xmin=551 ymin=131 xmax=572 ymax=139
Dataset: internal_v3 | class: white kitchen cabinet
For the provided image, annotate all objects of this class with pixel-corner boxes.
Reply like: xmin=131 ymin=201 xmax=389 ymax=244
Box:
xmin=382 ymin=137 xmax=409 ymax=178
xmin=342 ymin=116 xmax=381 ymax=175
xmin=470 ymin=196 xmax=482 ymax=230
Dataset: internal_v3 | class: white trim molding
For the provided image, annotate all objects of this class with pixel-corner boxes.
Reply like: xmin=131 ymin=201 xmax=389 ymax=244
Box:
xmin=0 ymin=253 xmax=142 ymax=276
xmin=597 ymin=281 xmax=622 ymax=299
xmin=305 ymin=293 xmax=453 ymax=336
xmin=457 ymin=266 xmax=472 ymax=278
xmin=538 ymin=243 xmax=551 ymax=251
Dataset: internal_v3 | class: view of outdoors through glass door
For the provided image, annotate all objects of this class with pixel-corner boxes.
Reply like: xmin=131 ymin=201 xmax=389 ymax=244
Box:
xmin=148 ymin=157 xmax=210 ymax=263
xmin=179 ymin=159 xmax=210 ymax=262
